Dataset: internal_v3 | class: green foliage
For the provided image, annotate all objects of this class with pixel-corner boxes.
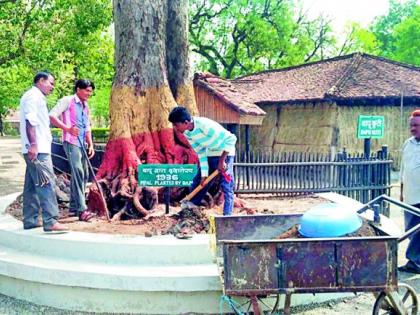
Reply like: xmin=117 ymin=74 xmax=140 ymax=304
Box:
xmin=2 ymin=122 xmax=20 ymax=136
xmin=89 ymin=83 xmax=111 ymax=127
xmin=370 ymin=0 xmax=418 ymax=59
xmin=51 ymin=127 xmax=109 ymax=142
xmin=91 ymin=127 xmax=109 ymax=141
xmin=0 ymin=64 xmax=33 ymax=120
xmin=391 ymin=6 xmax=420 ymax=65
xmin=0 ymin=0 xmax=114 ymax=125
xmin=336 ymin=22 xmax=380 ymax=56
xmin=189 ymin=0 xmax=336 ymax=78
xmin=51 ymin=128 xmax=61 ymax=138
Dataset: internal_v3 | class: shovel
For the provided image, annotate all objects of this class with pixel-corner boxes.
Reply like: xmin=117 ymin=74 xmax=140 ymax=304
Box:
xmin=77 ymin=136 xmax=111 ymax=221
xmin=180 ymin=169 xmax=220 ymax=210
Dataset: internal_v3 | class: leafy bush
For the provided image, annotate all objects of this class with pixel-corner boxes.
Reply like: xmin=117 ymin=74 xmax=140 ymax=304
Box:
xmin=51 ymin=127 xmax=109 ymax=143
xmin=2 ymin=122 xmax=19 ymax=136
xmin=92 ymin=128 xmax=109 ymax=140
xmin=51 ymin=128 xmax=62 ymax=138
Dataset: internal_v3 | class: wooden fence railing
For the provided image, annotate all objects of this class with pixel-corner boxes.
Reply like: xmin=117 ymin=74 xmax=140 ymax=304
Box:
xmin=51 ymin=142 xmax=392 ymax=207
xmin=233 ymin=148 xmax=392 ymax=205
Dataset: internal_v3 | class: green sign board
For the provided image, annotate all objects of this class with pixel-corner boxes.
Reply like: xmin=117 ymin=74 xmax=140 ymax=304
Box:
xmin=357 ymin=115 xmax=385 ymax=139
xmin=138 ymin=164 xmax=197 ymax=187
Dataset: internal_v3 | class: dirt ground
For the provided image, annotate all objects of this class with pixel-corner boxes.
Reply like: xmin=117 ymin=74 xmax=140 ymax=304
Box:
xmin=6 ymin=193 xmax=326 ymax=236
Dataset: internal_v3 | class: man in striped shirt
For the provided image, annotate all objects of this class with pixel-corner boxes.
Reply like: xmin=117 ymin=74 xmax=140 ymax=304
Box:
xmin=169 ymin=106 xmax=237 ymax=215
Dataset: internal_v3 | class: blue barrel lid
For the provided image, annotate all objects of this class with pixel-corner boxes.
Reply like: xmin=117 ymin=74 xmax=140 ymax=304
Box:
xmin=299 ymin=203 xmax=362 ymax=238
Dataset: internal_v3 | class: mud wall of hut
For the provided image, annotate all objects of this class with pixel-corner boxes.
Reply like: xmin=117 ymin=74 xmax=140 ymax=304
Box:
xmin=249 ymin=102 xmax=338 ymax=153
xmin=337 ymin=105 xmax=417 ymax=167
xmin=250 ymin=102 xmax=418 ymax=167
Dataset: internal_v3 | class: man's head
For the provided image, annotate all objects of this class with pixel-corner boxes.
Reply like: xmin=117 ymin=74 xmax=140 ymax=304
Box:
xmin=34 ymin=71 xmax=55 ymax=96
xmin=75 ymin=79 xmax=95 ymax=103
xmin=168 ymin=106 xmax=192 ymax=133
xmin=409 ymin=110 xmax=420 ymax=140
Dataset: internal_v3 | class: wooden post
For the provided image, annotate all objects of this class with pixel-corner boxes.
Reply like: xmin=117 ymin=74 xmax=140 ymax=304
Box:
xmin=165 ymin=187 xmax=170 ymax=214
xmin=245 ymin=125 xmax=250 ymax=155
xmin=245 ymin=125 xmax=251 ymax=188
xmin=364 ymin=138 xmax=371 ymax=159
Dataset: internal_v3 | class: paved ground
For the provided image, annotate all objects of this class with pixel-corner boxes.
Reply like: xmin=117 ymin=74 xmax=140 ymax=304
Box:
xmin=0 ymin=137 xmax=25 ymax=196
xmin=0 ymin=137 xmax=418 ymax=314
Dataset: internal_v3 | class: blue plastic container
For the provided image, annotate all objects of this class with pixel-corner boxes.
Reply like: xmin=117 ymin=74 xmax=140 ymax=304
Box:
xmin=298 ymin=203 xmax=362 ymax=238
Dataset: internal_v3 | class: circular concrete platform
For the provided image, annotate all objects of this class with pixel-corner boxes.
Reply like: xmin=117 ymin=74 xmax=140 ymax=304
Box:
xmin=0 ymin=193 xmax=224 ymax=314
xmin=0 ymin=192 xmax=362 ymax=314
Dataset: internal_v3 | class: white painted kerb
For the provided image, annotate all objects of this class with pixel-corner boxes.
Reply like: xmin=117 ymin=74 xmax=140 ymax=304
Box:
xmin=0 ymin=192 xmax=352 ymax=313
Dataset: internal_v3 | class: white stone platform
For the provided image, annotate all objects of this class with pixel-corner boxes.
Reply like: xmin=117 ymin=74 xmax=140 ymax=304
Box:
xmin=0 ymin=192 xmax=352 ymax=314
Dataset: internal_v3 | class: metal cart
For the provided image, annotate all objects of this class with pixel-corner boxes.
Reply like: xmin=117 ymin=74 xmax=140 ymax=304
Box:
xmin=214 ymin=195 xmax=419 ymax=315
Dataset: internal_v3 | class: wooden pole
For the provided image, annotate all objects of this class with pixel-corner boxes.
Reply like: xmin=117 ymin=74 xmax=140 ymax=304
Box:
xmin=245 ymin=125 xmax=250 ymax=155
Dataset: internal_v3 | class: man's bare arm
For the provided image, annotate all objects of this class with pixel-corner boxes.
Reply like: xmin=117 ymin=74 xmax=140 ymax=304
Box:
xmin=86 ymin=131 xmax=95 ymax=158
xmin=26 ymin=120 xmax=38 ymax=160
xmin=49 ymin=116 xmax=79 ymax=136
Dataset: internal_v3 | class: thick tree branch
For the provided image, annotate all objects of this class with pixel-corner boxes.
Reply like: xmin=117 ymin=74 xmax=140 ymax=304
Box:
xmin=304 ymin=16 xmax=332 ymax=62
xmin=190 ymin=0 xmax=233 ymax=26
xmin=338 ymin=27 xmax=356 ymax=56
xmin=226 ymin=23 xmax=247 ymax=78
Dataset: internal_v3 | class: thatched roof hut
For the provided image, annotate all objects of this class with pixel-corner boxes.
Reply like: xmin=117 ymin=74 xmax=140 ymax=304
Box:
xmin=194 ymin=53 xmax=420 ymax=160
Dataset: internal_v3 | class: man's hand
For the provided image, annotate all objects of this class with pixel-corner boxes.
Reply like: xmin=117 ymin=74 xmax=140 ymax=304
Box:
xmin=67 ymin=126 xmax=79 ymax=136
xmin=200 ymin=176 xmax=208 ymax=186
xmin=218 ymin=151 xmax=229 ymax=172
xmin=28 ymin=143 xmax=38 ymax=161
xmin=218 ymin=160 xmax=227 ymax=173
xmin=87 ymin=145 xmax=95 ymax=159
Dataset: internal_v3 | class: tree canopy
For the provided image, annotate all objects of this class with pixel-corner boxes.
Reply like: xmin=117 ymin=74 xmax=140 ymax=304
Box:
xmin=189 ymin=0 xmax=336 ymax=78
xmin=0 ymin=0 xmax=113 ymax=130
xmin=385 ymin=5 xmax=420 ymax=65
xmin=0 ymin=0 xmax=418 ymax=134
xmin=189 ymin=0 xmax=420 ymax=78
xmin=370 ymin=0 xmax=418 ymax=59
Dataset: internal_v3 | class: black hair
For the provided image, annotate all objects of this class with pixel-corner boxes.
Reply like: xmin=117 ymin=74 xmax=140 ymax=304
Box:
xmin=168 ymin=106 xmax=191 ymax=123
xmin=74 ymin=79 xmax=95 ymax=92
xmin=33 ymin=71 xmax=53 ymax=84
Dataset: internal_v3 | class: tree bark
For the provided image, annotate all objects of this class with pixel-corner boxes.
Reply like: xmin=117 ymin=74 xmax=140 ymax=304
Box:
xmin=0 ymin=115 xmax=4 ymax=137
xmin=166 ymin=0 xmax=198 ymax=115
xmin=94 ymin=0 xmax=198 ymax=216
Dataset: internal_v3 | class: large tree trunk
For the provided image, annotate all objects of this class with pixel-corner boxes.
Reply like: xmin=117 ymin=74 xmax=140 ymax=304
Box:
xmin=166 ymin=0 xmax=198 ymax=116
xmin=93 ymin=0 xmax=198 ymax=217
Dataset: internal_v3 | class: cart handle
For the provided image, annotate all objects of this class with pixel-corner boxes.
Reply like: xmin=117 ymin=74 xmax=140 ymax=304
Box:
xmin=356 ymin=194 xmax=420 ymax=243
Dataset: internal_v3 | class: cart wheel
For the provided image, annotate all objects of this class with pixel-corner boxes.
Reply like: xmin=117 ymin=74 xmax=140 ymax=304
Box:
xmin=373 ymin=283 xmax=418 ymax=315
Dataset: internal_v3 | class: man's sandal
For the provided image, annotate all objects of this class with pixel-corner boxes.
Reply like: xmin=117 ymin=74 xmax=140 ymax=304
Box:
xmin=79 ymin=210 xmax=95 ymax=222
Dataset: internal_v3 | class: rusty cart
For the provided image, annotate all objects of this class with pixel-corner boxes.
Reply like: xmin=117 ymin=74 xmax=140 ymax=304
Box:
xmin=214 ymin=195 xmax=419 ymax=315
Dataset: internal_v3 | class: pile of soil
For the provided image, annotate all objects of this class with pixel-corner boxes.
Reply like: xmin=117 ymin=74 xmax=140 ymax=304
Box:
xmin=5 ymin=193 xmax=327 ymax=236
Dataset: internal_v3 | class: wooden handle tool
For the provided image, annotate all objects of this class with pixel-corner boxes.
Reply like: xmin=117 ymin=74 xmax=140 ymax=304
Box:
xmin=182 ymin=169 xmax=220 ymax=202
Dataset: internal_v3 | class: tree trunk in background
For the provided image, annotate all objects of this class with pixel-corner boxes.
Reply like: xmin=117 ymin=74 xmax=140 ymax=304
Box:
xmin=0 ymin=115 xmax=4 ymax=137
xmin=94 ymin=0 xmax=197 ymax=215
xmin=166 ymin=0 xmax=198 ymax=115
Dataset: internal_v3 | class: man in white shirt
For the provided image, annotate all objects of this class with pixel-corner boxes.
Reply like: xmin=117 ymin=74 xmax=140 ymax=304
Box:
xmin=20 ymin=71 xmax=68 ymax=232
xmin=399 ymin=110 xmax=420 ymax=274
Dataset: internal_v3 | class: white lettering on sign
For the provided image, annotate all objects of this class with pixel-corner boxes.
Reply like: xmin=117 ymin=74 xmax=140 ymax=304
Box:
xmin=142 ymin=168 xmax=153 ymax=174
